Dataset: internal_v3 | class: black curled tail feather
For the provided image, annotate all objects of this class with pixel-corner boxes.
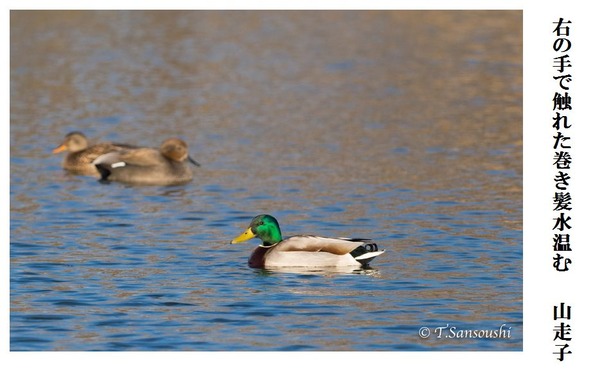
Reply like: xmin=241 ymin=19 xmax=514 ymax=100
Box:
xmin=349 ymin=240 xmax=383 ymax=266
xmin=349 ymin=242 xmax=378 ymax=258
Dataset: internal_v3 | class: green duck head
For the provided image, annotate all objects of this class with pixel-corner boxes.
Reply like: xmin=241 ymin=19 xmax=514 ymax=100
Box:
xmin=231 ymin=214 xmax=283 ymax=246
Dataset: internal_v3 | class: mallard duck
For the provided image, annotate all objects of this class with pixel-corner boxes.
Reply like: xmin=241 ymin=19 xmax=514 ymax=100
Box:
xmin=230 ymin=214 xmax=385 ymax=268
xmin=93 ymin=138 xmax=200 ymax=186
xmin=53 ymin=131 xmax=137 ymax=177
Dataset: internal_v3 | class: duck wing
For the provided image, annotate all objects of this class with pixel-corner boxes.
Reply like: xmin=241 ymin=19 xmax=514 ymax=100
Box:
xmin=94 ymin=148 xmax=163 ymax=168
xmin=273 ymin=235 xmax=366 ymax=255
xmin=73 ymin=143 xmax=134 ymax=165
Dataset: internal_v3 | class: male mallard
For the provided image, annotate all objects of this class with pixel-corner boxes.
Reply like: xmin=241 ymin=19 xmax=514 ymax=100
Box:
xmin=230 ymin=214 xmax=385 ymax=268
xmin=93 ymin=138 xmax=200 ymax=186
xmin=53 ymin=131 xmax=137 ymax=177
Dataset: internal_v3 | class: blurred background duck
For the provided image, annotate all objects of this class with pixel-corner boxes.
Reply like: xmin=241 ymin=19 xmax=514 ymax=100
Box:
xmin=53 ymin=131 xmax=137 ymax=177
xmin=93 ymin=137 xmax=200 ymax=186
xmin=231 ymin=214 xmax=385 ymax=269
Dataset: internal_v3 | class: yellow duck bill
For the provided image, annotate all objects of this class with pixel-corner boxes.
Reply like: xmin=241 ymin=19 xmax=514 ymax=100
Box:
xmin=230 ymin=228 xmax=256 ymax=244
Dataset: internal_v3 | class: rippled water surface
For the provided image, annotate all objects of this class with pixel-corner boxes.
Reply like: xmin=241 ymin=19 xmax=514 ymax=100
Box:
xmin=10 ymin=10 xmax=522 ymax=350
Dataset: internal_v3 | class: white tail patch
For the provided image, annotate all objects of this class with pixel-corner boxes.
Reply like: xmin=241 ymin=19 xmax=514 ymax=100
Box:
xmin=111 ymin=162 xmax=126 ymax=168
xmin=355 ymin=250 xmax=385 ymax=261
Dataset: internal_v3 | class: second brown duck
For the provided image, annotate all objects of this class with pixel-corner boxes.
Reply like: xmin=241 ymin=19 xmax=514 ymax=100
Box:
xmin=93 ymin=138 xmax=200 ymax=186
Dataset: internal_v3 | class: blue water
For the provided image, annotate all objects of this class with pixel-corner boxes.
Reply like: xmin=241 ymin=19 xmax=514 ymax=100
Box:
xmin=10 ymin=10 xmax=522 ymax=351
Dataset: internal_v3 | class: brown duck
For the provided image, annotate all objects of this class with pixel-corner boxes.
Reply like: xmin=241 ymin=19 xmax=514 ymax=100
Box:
xmin=53 ymin=131 xmax=136 ymax=177
xmin=93 ymin=138 xmax=200 ymax=186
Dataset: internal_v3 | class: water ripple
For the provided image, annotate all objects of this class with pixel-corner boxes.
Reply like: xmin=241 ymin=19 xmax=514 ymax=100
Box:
xmin=11 ymin=11 xmax=522 ymax=351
